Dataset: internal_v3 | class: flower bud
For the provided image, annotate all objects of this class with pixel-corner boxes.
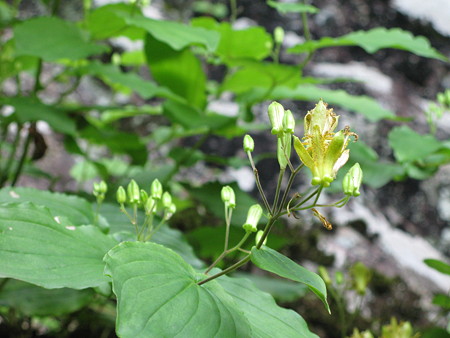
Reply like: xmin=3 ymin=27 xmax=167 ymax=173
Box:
xmin=277 ymin=133 xmax=292 ymax=170
xmin=274 ymin=26 xmax=285 ymax=45
xmin=162 ymin=191 xmax=172 ymax=208
xmin=268 ymin=101 xmax=285 ymax=135
xmin=127 ymin=179 xmax=140 ymax=204
xmin=145 ymin=197 xmax=157 ymax=215
xmin=282 ymin=109 xmax=295 ymax=134
xmin=150 ymin=179 xmax=163 ymax=200
xmin=318 ymin=266 xmax=332 ymax=285
xmin=140 ymin=189 xmax=149 ymax=204
xmin=342 ymin=163 xmax=363 ymax=197
xmin=255 ymin=230 xmax=267 ymax=246
xmin=116 ymin=186 xmax=127 ymax=204
xmin=243 ymin=134 xmax=254 ymax=152
xmin=242 ymin=204 xmax=263 ymax=233
xmin=221 ymin=185 xmax=236 ymax=209
xmin=166 ymin=203 xmax=176 ymax=219
xmin=93 ymin=181 xmax=107 ymax=197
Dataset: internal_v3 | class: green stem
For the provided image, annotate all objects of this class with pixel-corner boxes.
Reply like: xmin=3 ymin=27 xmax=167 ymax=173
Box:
xmin=298 ymin=1 xmax=315 ymax=71
xmin=276 ymin=165 xmax=302 ymax=215
xmin=224 ymin=206 xmax=232 ymax=250
xmin=247 ymin=151 xmax=272 ymax=214
xmin=198 ymin=254 xmax=251 ymax=286
xmin=10 ymin=124 xmax=32 ymax=187
xmin=229 ymin=0 xmax=237 ymax=23
xmin=0 ymin=123 xmax=21 ymax=186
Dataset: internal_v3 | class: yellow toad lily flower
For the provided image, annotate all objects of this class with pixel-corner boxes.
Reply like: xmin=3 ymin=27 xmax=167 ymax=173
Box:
xmin=294 ymin=100 xmax=357 ymax=187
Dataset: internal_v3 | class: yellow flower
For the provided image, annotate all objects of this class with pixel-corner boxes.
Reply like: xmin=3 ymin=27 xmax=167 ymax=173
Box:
xmin=294 ymin=100 xmax=357 ymax=187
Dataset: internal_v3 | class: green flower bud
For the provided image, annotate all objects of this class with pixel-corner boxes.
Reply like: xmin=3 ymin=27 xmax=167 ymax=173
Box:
xmin=243 ymin=134 xmax=255 ymax=152
xmin=140 ymin=189 xmax=149 ymax=204
xmin=162 ymin=191 xmax=172 ymax=208
xmin=127 ymin=179 xmax=140 ymax=204
xmin=116 ymin=186 xmax=127 ymax=204
xmin=242 ymin=204 xmax=263 ymax=233
xmin=98 ymin=180 xmax=107 ymax=194
xmin=342 ymin=163 xmax=363 ymax=197
xmin=255 ymin=230 xmax=267 ymax=246
xmin=150 ymin=179 xmax=163 ymax=200
xmin=166 ymin=203 xmax=176 ymax=219
xmin=221 ymin=185 xmax=236 ymax=209
xmin=268 ymin=101 xmax=285 ymax=135
xmin=93 ymin=181 xmax=107 ymax=198
xmin=274 ymin=26 xmax=285 ymax=45
xmin=282 ymin=109 xmax=295 ymax=134
xmin=145 ymin=197 xmax=157 ymax=215
xmin=335 ymin=271 xmax=344 ymax=285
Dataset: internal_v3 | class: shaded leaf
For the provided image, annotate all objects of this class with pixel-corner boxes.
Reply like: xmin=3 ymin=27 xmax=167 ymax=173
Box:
xmin=424 ymin=259 xmax=450 ymax=276
xmin=267 ymin=1 xmax=319 ymax=14
xmin=104 ymin=241 xmax=251 ymax=337
xmin=14 ymin=17 xmax=107 ymax=61
xmin=0 ymin=96 xmax=77 ymax=135
xmin=0 ymin=279 xmax=94 ymax=316
xmin=251 ymin=246 xmax=330 ymax=313
xmin=288 ymin=27 xmax=447 ymax=61
xmin=0 ymin=203 xmax=116 ymax=289
xmin=0 ymin=187 xmax=94 ymax=226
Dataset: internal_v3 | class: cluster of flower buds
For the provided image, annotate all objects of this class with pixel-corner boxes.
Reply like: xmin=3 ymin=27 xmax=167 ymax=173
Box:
xmin=221 ymin=185 xmax=236 ymax=209
xmin=267 ymin=101 xmax=295 ymax=170
xmin=93 ymin=180 xmax=108 ymax=203
xmin=116 ymin=179 xmax=176 ymax=220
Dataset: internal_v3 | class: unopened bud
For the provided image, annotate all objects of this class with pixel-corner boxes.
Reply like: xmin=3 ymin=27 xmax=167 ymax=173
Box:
xmin=243 ymin=134 xmax=254 ymax=152
xmin=221 ymin=185 xmax=236 ymax=209
xmin=255 ymin=230 xmax=267 ymax=246
xmin=277 ymin=133 xmax=291 ymax=170
xmin=151 ymin=179 xmax=163 ymax=200
xmin=93 ymin=180 xmax=107 ymax=197
xmin=242 ymin=204 xmax=263 ymax=233
xmin=342 ymin=163 xmax=363 ymax=197
xmin=116 ymin=186 xmax=127 ymax=204
xmin=274 ymin=26 xmax=285 ymax=45
xmin=166 ymin=203 xmax=176 ymax=219
xmin=127 ymin=180 xmax=140 ymax=204
xmin=162 ymin=191 xmax=172 ymax=208
xmin=145 ymin=197 xmax=156 ymax=215
xmin=140 ymin=189 xmax=149 ymax=204
xmin=268 ymin=101 xmax=285 ymax=135
xmin=282 ymin=110 xmax=295 ymax=134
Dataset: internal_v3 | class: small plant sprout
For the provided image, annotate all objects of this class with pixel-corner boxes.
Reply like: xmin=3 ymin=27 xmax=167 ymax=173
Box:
xmin=199 ymin=100 xmax=363 ymax=285
xmin=116 ymin=180 xmax=176 ymax=241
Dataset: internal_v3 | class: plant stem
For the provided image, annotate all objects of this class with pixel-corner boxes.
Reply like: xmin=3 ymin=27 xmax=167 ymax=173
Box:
xmin=272 ymin=168 xmax=285 ymax=213
xmin=247 ymin=151 xmax=272 ymax=214
xmin=298 ymin=1 xmax=315 ymax=70
xmin=229 ymin=0 xmax=237 ymax=23
xmin=198 ymin=254 xmax=251 ymax=286
xmin=10 ymin=123 xmax=33 ymax=187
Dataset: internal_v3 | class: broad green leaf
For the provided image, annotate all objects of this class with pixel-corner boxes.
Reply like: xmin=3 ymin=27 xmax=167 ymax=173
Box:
xmin=288 ymin=27 xmax=447 ymax=61
xmin=0 ymin=187 xmax=94 ymax=226
xmin=80 ymin=61 xmax=179 ymax=101
xmin=0 ymin=203 xmax=116 ymax=289
xmin=86 ymin=3 xmax=144 ymax=40
xmin=121 ymin=14 xmax=219 ymax=52
xmin=145 ymin=34 xmax=206 ymax=108
xmin=272 ymin=84 xmax=395 ymax=122
xmin=232 ymin=272 xmax=307 ymax=303
xmin=104 ymin=241 xmax=251 ymax=337
xmin=14 ymin=17 xmax=107 ymax=61
xmin=432 ymin=294 xmax=450 ymax=309
xmin=221 ymin=62 xmax=300 ymax=94
xmin=251 ymin=246 xmax=330 ymax=313
xmin=424 ymin=259 xmax=450 ymax=275
xmin=218 ymin=274 xmax=318 ymax=337
xmin=267 ymin=0 xmax=319 ymax=14
xmin=0 ymin=279 xmax=94 ymax=316
xmin=0 ymin=96 xmax=77 ymax=135
xmin=99 ymin=203 xmax=204 ymax=269
xmin=163 ymin=99 xmax=236 ymax=131
xmin=192 ymin=17 xmax=272 ymax=64
xmin=388 ymin=125 xmax=443 ymax=162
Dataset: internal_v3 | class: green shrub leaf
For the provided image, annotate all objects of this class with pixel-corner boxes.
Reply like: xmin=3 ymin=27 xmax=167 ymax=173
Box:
xmin=424 ymin=259 xmax=450 ymax=276
xmin=288 ymin=27 xmax=447 ymax=61
xmin=267 ymin=0 xmax=319 ymax=14
xmin=14 ymin=17 xmax=107 ymax=61
xmin=0 ymin=187 xmax=94 ymax=226
xmin=251 ymin=246 xmax=330 ymax=313
xmin=218 ymin=274 xmax=318 ymax=337
xmin=0 ymin=203 xmax=116 ymax=289
xmin=104 ymin=241 xmax=251 ymax=337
